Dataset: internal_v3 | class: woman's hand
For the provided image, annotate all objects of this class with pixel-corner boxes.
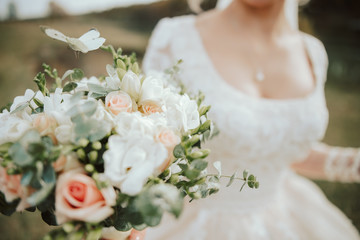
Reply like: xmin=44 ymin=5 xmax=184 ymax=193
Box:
xmin=128 ymin=229 xmax=146 ymax=240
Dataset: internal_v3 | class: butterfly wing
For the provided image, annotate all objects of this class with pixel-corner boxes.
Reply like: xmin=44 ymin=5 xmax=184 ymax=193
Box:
xmin=78 ymin=29 xmax=106 ymax=52
xmin=40 ymin=26 xmax=68 ymax=42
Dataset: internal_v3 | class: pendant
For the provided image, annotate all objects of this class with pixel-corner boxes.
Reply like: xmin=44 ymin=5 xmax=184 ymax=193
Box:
xmin=255 ymin=69 xmax=265 ymax=82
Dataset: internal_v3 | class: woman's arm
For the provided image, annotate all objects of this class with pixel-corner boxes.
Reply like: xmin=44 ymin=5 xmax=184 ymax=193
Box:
xmin=292 ymin=143 xmax=360 ymax=182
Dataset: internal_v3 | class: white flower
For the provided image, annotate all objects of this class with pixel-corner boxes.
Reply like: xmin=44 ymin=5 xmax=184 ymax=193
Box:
xmin=75 ymin=76 xmax=102 ymax=93
xmin=0 ymin=110 xmax=32 ymax=145
xmin=164 ymin=92 xmax=200 ymax=132
xmin=139 ymin=76 xmax=164 ymax=106
xmin=10 ymin=89 xmax=44 ymax=115
xmin=121 ymin=70 xmax=141 ymax=100
xmin=105 ymin=64 xmax=121 ymax=90
xmin=103 ymin=134 xmax=168 ymax=196
xmin=113 ymin=112 xmax=155 ymax=138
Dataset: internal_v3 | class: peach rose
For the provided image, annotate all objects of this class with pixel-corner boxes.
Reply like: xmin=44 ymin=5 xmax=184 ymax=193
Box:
xmin=52 ymin=153 xmax=83 ymax=173
xmin=0 ymin=167 xmax=31 ymax=211
xmin=105 ymin=91 xmax=132 ymax=115
xmin=33 ymin=113 xmax=58 ymax=143
xmin=55 ymin=169 xmax=116 ymax=224
xmin=155 ymin=128 xmax=181 ymax=172
xmin=139 ymin=101 xmax=162 ymax=115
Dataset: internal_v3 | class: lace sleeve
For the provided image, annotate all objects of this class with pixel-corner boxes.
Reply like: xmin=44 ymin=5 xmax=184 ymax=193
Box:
xmin=315 ymin=143 xmax=360 ymax=182
xmin=142 ymin=18 xmax=176 ymax=73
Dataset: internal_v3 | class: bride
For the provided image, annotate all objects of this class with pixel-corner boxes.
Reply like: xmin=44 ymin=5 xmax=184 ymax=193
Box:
xmin=141 ymin=0 xmax=360 ymax=239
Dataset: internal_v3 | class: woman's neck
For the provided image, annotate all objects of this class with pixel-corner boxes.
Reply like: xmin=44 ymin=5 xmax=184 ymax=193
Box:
xmin=223 ymin=0 xmax=292 ymax=39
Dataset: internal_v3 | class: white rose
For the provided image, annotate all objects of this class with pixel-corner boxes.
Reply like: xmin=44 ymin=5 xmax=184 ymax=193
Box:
xmin=121 ymin=70 xmax=141 ymax=100
xmin=103 ymin=134 xmax=168 ymax=196
xmin=54 ymin=124 xmax=74 ymax=144
xmin=164 ymin=92 xmax=200 ymax=132
xmin=139 ymin=76 xmax=164 ymax=106
xmin=0 ymin=110 xmax=32 ymax=145
xmin=114 ymin=112 xmax=154 ymax=137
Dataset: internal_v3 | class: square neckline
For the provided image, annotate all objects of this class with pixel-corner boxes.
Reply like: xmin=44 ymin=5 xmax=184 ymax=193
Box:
xmin=187 ymin=15 xmax=321 ymax=103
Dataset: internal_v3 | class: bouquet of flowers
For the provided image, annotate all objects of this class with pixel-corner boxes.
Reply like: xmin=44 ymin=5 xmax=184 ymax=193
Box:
xmin=0 ymin=28 xmax=258 ymax=240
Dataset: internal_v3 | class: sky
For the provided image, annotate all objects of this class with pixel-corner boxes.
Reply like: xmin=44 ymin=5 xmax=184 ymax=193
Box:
xmin=0 ymin=0 xmax=163 ymax=20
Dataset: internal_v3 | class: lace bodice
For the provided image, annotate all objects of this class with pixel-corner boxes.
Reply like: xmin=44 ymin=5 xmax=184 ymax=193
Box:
xmin=143 ymin=15 xmax=329 ymax=204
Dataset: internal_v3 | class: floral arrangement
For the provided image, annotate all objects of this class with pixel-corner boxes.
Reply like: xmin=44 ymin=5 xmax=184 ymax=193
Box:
xmin=0 ymin=28 xmax=259 ymax=239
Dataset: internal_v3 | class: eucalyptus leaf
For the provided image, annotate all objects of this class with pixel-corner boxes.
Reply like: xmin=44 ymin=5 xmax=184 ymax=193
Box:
xmin=27 ymin=182 xmax=55 ymax=206
xmin=42 ymin=164 xmax=56 ymax=184
xmin=9 ymin=142 xmax=33 ymax=167
xmin=191 ymin=159 xmax=208 ymax=171
xmin=70 ymin=68 xmax=84 ymax=80
xmin=21 ymin=170 xmax=34 ymax=186
xmin=135 ymin=184 xmax=183 ymax=227
xmin=226 ymin=172 xmax=237 ymax=187
xmin=63 ymin=82 xmax=78 ymax=92
xmin=184 ymin=169 xmax=200 ymax=180
xmin=173 ymin=144 xmax=185 ymax=159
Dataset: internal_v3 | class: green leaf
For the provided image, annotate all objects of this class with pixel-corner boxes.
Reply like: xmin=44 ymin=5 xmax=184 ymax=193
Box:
xmin=0 ymin=142 xmax=12 ymax=154
xmin=33 ymin=98 xmax=44 ymax=108
xmin=21 ymin=170 xmax=34 ymax=186
xmin=27 ymin=182 xmax=55 ymax=206
xmin=63 ymin=82 xmax=78 ymax=92
xmin=135 ymin=184 xmax=183 ymax=226
xmin=9 ymin=142 xmax=33 ymax=167
xmin=0 ymin=192 xmax=19 ymax=216
xmin=42 ymin=164 xmax=56 ymax=184
xmin=226 ymin=172 xmax=237 ymax=187
xmin=70 ymin=68 xmax=84 ymax=80
xmin=173 ymin=144 xmax=185 ymax=158
xmin=239 ymin=182 xmax=247 ymax=192
xmin=85 ymin=228 xmax=102 ymax=240
xmin=10 ymin=102 xmax=29 ymax=114
xmin=191 ymin=159 xmax=208 ymax=171
xmin=41 ymin=210 xmax=58 ymax=226
xmin=113 ymin=206 xmax=132 ymax=231
xmin=184 ymin=169 xmax=200 ymax=180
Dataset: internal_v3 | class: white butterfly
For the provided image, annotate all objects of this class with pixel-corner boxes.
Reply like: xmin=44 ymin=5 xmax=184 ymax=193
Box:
xmin=41 ymin=26 xmax=106 ymax=53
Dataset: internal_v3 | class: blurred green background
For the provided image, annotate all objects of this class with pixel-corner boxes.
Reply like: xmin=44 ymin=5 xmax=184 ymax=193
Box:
xmin=0 ymin=0 xmax=359 ymax=239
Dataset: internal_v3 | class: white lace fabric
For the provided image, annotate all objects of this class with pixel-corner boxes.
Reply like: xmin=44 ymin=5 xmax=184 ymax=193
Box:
xmin=142 ymin=15 xmax=360 ymax=240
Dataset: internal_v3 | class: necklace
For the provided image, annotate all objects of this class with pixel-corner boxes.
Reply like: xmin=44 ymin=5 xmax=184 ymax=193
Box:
xmin=255 ymin=68 xmax=265 ymax=82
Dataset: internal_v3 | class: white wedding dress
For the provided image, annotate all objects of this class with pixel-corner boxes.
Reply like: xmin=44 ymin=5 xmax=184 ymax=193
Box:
xmin=142 ymin=15 xmax=360 ymax=240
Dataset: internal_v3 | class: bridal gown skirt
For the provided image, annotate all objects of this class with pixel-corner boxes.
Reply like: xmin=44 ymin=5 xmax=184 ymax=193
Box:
xmin=145 ymin=170 xmax=359 ymax=240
